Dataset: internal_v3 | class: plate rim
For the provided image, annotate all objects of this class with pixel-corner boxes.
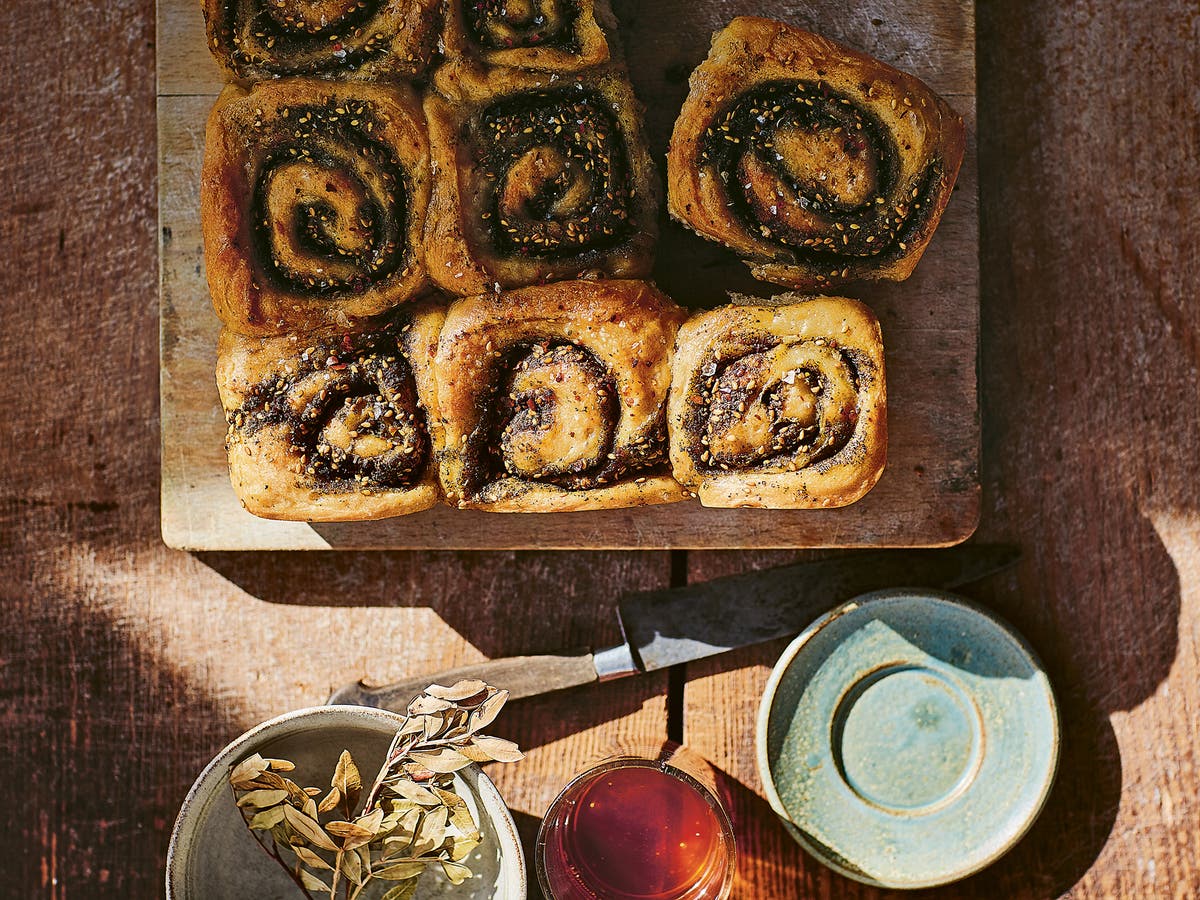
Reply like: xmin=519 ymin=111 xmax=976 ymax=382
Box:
xmin=755 ymin=587 xmax=1061 ymax=889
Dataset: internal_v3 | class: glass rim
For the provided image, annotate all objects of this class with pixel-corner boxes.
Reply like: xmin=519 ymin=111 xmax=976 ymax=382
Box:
xmin=534 ymin=755 xmax=737 ymax=900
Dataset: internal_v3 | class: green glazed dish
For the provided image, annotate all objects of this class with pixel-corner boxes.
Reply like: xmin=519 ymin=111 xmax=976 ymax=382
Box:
xmin=756 ymin=589 xmax=1059 ymax=889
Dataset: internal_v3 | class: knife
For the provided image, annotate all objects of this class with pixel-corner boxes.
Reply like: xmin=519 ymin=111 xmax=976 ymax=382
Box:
xmin=328 ymin=545 xmax=1018 ymax=711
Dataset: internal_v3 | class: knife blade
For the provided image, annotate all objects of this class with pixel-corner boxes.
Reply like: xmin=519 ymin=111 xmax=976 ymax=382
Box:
xmin=328 ymin=545 xmax=1018 ymax=711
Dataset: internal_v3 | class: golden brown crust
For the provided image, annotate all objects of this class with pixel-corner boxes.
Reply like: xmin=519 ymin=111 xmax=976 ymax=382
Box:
xmin=202 ymin=80 xmax=431 ymax=337
xmin=441 ymin=0 xmax=620 ymax=72
xmin=436 ymin=280 xmax=689 ymax=512
xmin=667 ymin=17 xmax=966 ymax=290
xmin=218 ymin=303 xmax=445 ymax=521
xmin=201 ymin=0 xmax=441 ymax=82
xmin=423 ymin=62 xmax=658 ymax=296
xmin=668 ymin=295 xmax=887 ymax=509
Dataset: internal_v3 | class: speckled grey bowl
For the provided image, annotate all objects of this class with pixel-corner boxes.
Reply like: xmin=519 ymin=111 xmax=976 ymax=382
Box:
xmin=757 ymin=589 xmax=1059 ymax=889
xmin=167 ymin=706 xmax=526 ymax=899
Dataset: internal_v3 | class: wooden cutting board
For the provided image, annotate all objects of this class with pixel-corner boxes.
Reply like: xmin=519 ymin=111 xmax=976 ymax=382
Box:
xmin=157 ymin=0 xmax=978 ymax=550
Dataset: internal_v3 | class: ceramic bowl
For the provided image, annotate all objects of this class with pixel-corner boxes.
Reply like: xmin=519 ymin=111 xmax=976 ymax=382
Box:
xmin=167 ymin=705 xmax=526 ymax=899
xmin=757 ymin=589 xmax=1059 ymax=889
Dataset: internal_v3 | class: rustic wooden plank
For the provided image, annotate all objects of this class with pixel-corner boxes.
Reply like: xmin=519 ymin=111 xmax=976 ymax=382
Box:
xmin=157 ymin=0 xmax=223 ymax=95
xmin=684 ymin=0 xmax=1200 ymax=897
xmin=1 ymin=525 xmax=672 ymax=895
xmin=3 ymin=7 xmax=673 ymax=900
xmin=158 ymin=0 xmax=979 ymax=550
xmin=16 ymin=0 xmax=1200 ymax=896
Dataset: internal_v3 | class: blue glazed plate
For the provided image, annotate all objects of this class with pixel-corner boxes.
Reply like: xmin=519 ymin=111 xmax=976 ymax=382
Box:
xmin=757 ymin=589 xmax=1059 ymax=889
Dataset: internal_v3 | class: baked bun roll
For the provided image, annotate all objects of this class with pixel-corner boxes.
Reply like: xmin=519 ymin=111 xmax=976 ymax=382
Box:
xmin=436 ymin=280 xmax=688 ymax=511
xmin=668 ymin=17 xmax=965 ymax=290
xmin=424 ymin=63 xmax=658 ymax=296
xmin=668 ymin=295 xmax=886 ymax=508
xmin=441 ymin=0 xmax=621 ymax=72
xmin=218 ymin=303 xmax=444 ymax=521
xmin=202 ymin=0 xmax=440 ymax=81
xmin=202 ymin=80 xmax=431 ymax=336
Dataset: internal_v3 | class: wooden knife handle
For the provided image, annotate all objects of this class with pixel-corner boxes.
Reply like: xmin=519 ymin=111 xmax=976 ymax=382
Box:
xmin=328 ymin=650 xmax=598 ymax=712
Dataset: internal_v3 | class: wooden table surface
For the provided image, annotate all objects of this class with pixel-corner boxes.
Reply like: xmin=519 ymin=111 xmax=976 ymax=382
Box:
xmin=1 ymin=1 xmax=1197 ymax=898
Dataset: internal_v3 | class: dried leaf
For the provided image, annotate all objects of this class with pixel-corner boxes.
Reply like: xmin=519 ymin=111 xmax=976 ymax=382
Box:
xmin=431 ymin=787 xmax=466 ymax=810
xmin=229 ymin=754 xmax=268 ymax=788
xmin=283 ymin=805 xmax=339 ymax=852
xmin=280 ymin=776 xmax=311 ymax=806
xmin=387 ymin=798 xmax=424 ymax=813
xmin=379 ymin=879 xmax=420 ymax=900
xmin=470 ymin=735 xmax=525 ymax=763
xmin=269 ymin=823 xmax=291 ymax=848
xmin=375 ymin=861 xmax=428 ymax=881
xmin=417 ymin=715 xmax=440 ymax=743
xmin=340 ymin=847 xmax=364 ymax=886
xmin=304 ymin=787 xmax=322 ymax=797
xmin=417 ymin=807 xmax=448 ymax=853
xmin=398 ymin=716 xmax=425 ymax=737
xmin=303 ymin=796 xmax=318 ymax=821
xmin=265 ymin=758 xmax=296 ymax=772
xmin=447 ymin=802 xmax=479 ymax=839
xmin=408 ymin=748 xmax=473 ymax=774
xmin=317 ymin=786 xmax=341 ymax=815
xmin=355 ymin=808 xmax=384 ymax=834
xmin=456 ymin=743 xmax=495 ymax=764
xmin=292 ymin=846 xmax=332 ymax=871
xmin=382 ymin=836 xmax=413 ymax=860
xmin=395 ymin=808 xmax=422 ymax=841
xmin=389 ymin=780 xmax=442 ymax=806
xmin=450 ymin=834 xmax=481 ymax=863
xmin=424 ymin=680 xmax=488 ymax=702
xmin=441 ymin=860 xmax=473 ymax=885
xmin=333 ymin=750 xmax=363 ymax=811
xmin=326 ymin=820 xmax=375 ymax=852
xmin=469 ymin=690 xmax=509 ymax=732
xmin=356 ymin=844 xmax=372 ymax=880
xmin=408 ymin=695 xmax=453 ymax=716
xmin=236 ymin=789 xmax=289 ymax=810
xmin=439 ymin=708 xmax=472 ymax=741
xmin=247 ymin=770 xmax=290 ymax=792
xmin=297 ymin=868 xmax=330 ymax=893
xmin=247 ymin=806 xmax=286 ymax=830
xmin=378 ymin=809 xmax=403 ymax=836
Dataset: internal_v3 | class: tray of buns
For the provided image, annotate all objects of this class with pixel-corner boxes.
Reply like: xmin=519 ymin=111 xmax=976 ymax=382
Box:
xmin=158 ymin=0 xmax=978 ymax=550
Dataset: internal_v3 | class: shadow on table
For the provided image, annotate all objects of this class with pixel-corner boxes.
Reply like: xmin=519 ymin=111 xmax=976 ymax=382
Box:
xmin=197 ymin=549 xmax=651 ymax=661
xmin=0 ymin=583 xmax=245 ymax=898
xmin=970 ymin=0 xmax=1200 ymax=892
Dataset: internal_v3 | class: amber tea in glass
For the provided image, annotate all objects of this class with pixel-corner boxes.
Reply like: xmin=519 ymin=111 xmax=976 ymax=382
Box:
xmin=536 ymin=756 xmax=736 ymax=900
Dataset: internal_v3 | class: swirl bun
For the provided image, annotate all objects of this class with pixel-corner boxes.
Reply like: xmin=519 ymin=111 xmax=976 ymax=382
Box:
xmin=669 ymin=296 xmax=887 ymax=509
xmin=424 ymin=63 xmax=658 ymax=295
xmin=202 ymin=80 xmax=431 ymax=335
xmin=668 ymin=18 xmax=965 ymax=289
xmin=202 ymin=0 xmax=440 ymax=81
xmin=217 ymin=303 xmax=445 ymax=521
xmin=441 ymin=0 xmax=620 ymax=72
xmin=437 ymin=280 xmax=688 ymax=511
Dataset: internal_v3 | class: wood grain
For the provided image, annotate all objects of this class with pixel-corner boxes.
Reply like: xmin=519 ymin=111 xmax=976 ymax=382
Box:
xmin=683 ymin=1 xmax=1200 ymax=898
xmin=4 ymin=7 xmax=675 ymax=887
xmin=157 ymin=0 xmax=980 ymax=550
xmin=5 ymin=0 xmax=1200 ymax=898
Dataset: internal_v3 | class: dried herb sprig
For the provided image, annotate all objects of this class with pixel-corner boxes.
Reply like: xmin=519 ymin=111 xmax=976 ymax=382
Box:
xmin=230 ymin=681 xmax=523 ymax=900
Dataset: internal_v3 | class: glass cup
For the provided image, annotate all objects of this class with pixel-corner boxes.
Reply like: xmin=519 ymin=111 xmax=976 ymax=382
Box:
xmin=535 ymin=747 xmax=736 ymax=900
